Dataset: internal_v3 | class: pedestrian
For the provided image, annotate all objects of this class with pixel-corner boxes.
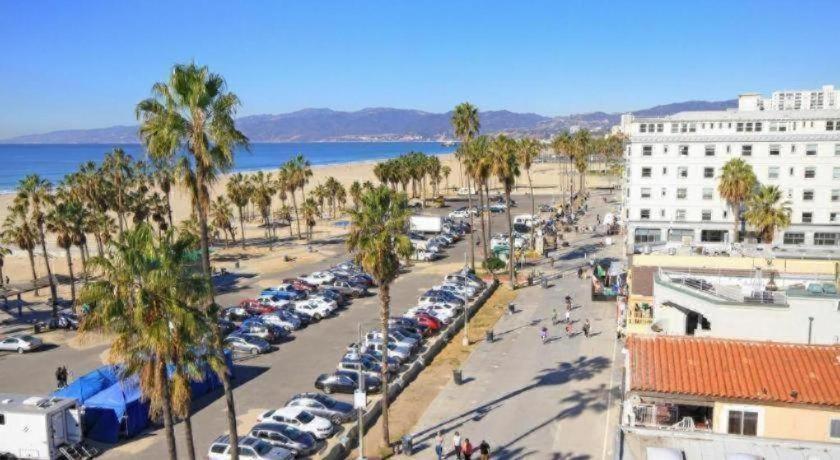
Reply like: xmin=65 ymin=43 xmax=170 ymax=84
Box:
xmin=577 ymin=267 xmax=584 ymax=279
xmin=462 ymin=438 xmax=474 ymax=460
xmin=564 ymin=308 xmax=570 ymax=324
xmin=61 ymin=366 xmax=68 ymax=387
xmin=478 ymin=440 xmax=490 ymax=460
xmin=452 ymin=431 xmax=462 ymax=460
xmin=540 ymin=326 xmax=548 ymax=344
xmin=583 ymin=319 xmax=591 ymax=338
xmin=596 ymin=213 xmax=601 ymax=225
xmin=552 ymin=308 xmax=558 ymax=325
xmin=565 ymin=322 xmax=574 ymax=337
xmin=435 ymin=431 xmax=444 ymax=460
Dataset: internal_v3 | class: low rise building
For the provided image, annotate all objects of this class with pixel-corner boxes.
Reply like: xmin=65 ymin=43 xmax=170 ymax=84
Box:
xmin=621 ymin=335 xmax=840 ymax=459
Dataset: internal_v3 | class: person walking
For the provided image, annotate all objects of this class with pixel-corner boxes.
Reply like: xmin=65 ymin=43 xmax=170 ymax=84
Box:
xmin=552 ymin=308 xmax=559 ymax=326
xmin=577 ymin=266 xmax=584 ymax=279
xmin=540 ymin=326 xmax=548 ymax=344
xmin=564 ymin=308 xmax=570 ymax=324
xmin=583 ymin=319 xmax=591 ymax=338
xmin=434 ymin=432 xmax=444 ymax=460
xmin=565 ymin=321 xmax=574 ymax=337
xmin=478 ymin=440 xmax=490 ymax=460
xmin=55 ymin=366 xmax=63 ymax=389
xmin=452 ymin=431 xmax=462 ymax=460
xmin=462 ymin=438 xmax=474 ymax=460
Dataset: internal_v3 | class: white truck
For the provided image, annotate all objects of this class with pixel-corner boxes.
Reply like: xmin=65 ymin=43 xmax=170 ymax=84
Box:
xmin=409 ymin=215 xmax=443 ymax=234
xmin=0 ymin=393 xmax=92 ymax=460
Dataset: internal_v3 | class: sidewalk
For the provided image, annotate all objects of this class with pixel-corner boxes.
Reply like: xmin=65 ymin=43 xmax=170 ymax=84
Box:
xmin=397 ymin=194 xmax=625 ymax=459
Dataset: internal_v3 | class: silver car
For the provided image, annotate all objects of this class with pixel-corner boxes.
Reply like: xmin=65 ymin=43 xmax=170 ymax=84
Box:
xmin=0 ymin=335 xmax=43 ymax=353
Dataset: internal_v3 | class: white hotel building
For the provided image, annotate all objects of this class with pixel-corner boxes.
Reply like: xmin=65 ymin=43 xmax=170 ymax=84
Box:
xmin=619 ymin=85 xmax=840 ymax=254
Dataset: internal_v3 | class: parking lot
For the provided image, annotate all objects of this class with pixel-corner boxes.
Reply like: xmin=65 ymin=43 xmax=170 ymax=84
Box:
xmin=0 ymin=194 xmax=543 ymax=458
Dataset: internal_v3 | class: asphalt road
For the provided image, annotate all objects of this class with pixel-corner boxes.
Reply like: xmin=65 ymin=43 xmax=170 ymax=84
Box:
xmin=0 ymin=193 xmax=548 ymax=459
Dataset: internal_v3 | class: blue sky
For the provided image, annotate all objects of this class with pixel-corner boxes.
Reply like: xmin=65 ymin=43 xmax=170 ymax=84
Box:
xmin=2 ymin=0 xmax=840 ymax=138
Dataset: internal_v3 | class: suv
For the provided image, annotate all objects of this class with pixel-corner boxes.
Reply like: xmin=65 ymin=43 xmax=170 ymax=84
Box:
xmin=208 ymin=434 xmax=293 ymax=460
xmin=321 ymin=279 xmax=367 ymax=298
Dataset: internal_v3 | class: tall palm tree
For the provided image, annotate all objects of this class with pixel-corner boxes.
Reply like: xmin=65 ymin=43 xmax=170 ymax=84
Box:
xmin=451 ymin=102 xmax=480 ymax=269
xmin=517 ymin=137 xmax=541 ymax=230
xmin=136 ymin=62 xmax=248 ymax=454
xmin=251 ymin=171 xmax=276 ymax=243
xmin=15 ymin=174 xmax=58 ymax=310
xmin=79 ymin=224 xmax=210 ymax=460
xmin=347 ymin=185 xmax=411 ymax=452
xmin=2 ymin=207 xmax=39 ymax=294
xmin=464 ymin=136 xmax=491 ymax=265
xmin=349 ymin=181 xmax=363 ymax=209
xmin=552 ymin=132 xmax=574 ymax=209
xmin=744 ymin=185 xmax=791 ymax=243
xmin=46 ymin=197 xmax=83 ymax=304
xmin=571 ymin=129 xmax=592 ymax=201
xmin=441 ymin=165 xmax=452 ymax=194
xmin=226 ymin=173 xmax=252 ymax=250
xmin=301 ymin=197 xmax=319 ymax=241
xmin=101 ymin=148 xmax=136 ymax=235
xmin=489 ymin=135 xmax=521 ymax=289
xmin=210 ymin=196 xmax=236 ymax=247
xmin=718 ymin=158 xmax=757 ymax=243
xmin=154 ymin=162 xmax=176 ymax=227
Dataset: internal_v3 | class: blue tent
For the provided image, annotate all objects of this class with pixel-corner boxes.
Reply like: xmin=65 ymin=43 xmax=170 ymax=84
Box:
xmin=83 ymin=377 xmax=150 ymax=443
xmin=53 ymin=366 xmax=119 ymax=402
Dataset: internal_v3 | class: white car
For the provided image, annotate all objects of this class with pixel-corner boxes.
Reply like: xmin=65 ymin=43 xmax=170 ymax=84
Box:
xmin=448 ymin=208 xmax=471 ymax=219
xmin=300 ymin=271 xmax=335 ymax=286
xmin=457 ymin=187 xmax=475 ymax=196
xmin=257 ymin=407 xmax=334 ymax=440
xmin=444 ymin=274 xmax=485 ymax=290
xmin=363 ymin=341 xmax=412 ymax=363
xmin=0 ymin=335 xmax=43 ymax=353
xmin=260 ymin=313 xmax=300 ymax=331
xmin=257 ymin=295 xmax=291 ymax=308
xmin=412 ymin=249 xmax=438 ymax=262
xmin=490 ymin=233 xmax=526 ymax=250
xmin=365 ymin=330 xmax=417 ymax=351
xmin=208 ymin=435 xmax=293 ymax=460
xmin=433 ymin=284 xmax=473 ymax=300
xmin=418 ymin=297 xmax=463 ymax=313
xmin=293 ymin=299 xmax=336 ymax=320
xmin=488 ymin=202 xmax=507 ymax=212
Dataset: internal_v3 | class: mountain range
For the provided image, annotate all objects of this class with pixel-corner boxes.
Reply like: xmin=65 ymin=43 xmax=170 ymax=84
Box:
xmin=1 ymin=99 xmax=737 ymax=144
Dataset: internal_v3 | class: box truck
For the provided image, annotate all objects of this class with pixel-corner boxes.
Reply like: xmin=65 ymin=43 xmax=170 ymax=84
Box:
xmin=409 ymin=215 xmax=443 ymax=233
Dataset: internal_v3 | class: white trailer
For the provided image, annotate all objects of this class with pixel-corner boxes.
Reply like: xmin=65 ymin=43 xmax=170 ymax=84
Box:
xmin=409 ymin=215 xmax=443 ymax=234
xmin=0 ymin=393 xmax=89 ymax=459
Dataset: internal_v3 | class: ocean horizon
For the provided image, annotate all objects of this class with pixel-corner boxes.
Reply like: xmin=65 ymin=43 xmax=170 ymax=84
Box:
xmin=0 ymin=142 xmax=457 ymax=193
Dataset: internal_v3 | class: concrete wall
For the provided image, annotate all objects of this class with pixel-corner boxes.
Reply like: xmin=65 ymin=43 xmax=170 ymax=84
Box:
xmin=712 ymin=401 xmax=840 ymax=444
xmin=633 ymin=254 xmax=839 ymax=275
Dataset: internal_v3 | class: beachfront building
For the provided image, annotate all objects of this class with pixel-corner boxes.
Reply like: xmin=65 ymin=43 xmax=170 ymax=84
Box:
xmin=619 ymin=85 xmax=840 ymax=255
xmin=621 ymin=335 xmax=840 ymax=459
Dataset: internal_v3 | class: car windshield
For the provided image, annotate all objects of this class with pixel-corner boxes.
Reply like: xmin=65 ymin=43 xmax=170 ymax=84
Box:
xmin=19 ymin=335 xmax=36 ymax=341
xmin=296 ymin=411 xmax=314 ymax=423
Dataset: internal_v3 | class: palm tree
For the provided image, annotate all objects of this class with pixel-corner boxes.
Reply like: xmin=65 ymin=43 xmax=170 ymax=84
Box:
xmin=15 ymin=174 xmax=58 ymax=310
xmin=571 ymin=129 xmax=592 ymax=201
xmin=2 ymin=207 xmax=39 ymax=294
xmin=154 ymin=162 xmax=176 ymax=227
xmin=101 ymin=148 xmax=136 ymax=235
xmin=301 ymin=197 xmax=319 ymax=241
xmin=489 ymin=135 xmax=521 ymax=289
xmin=226 ymin=173 xmax=252 ymax=250
xmin=210 ymin=196 xmax=236 ymax=247
xmin=451 ymin=102 xmax=480 ymax=269
xmin=349 ymin=181 xmax=363 ymax=209
xmin=552 ymin=132 xmax=574 ymax=208
xmin=744 ymin=185 xmax=791 ymax=243
xmin=464 ymin=136 xmax=491 ymax=264
xmin=718 ymin=158 xmax=757 ymax=243
xmin=46 ymin=197 xmax=83 ymax=304
xmin=250 ymin=171 xmax=276 ymax=243
xmin=79 ymin=224 xmax=210 ymax=460
xmin=441 ymin=165 xmax=452 ymax=194
xmin=0 ymin=243 xmax=9 ymax=287
xmin=136 ymin=62 xmax=248 ymax=454
xmin=347 ymin=185 xmax=411 ymax=451
xmin=517 ymin=137 xmax=541 ymax=233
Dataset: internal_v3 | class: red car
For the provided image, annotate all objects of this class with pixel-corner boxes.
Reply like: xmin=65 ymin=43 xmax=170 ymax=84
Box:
xmin=413 ymin=312 xmax=442 ymax=332
xmin=239 ymin=299 xmax=276 ymax=316
xmin=282 ymin=278 xmax=318 ymax=293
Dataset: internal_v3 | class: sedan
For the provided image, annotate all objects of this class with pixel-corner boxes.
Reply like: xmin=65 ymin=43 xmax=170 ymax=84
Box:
xmin=249 ymin=422 xmax=319 ymax=457
xmin=314 ymin=371 xmax=381 ymax=394
xmin=321 ymin=279 xmax=367 ymax=298
xmin=318 ymin=288 xmax=349 ymax=307
xmin=0 ymin=335 xmax=43 ymax=353
xmin=257 ymin=295 xmax=291 ymax=309
xmin=300 ymin=271 xmax=335 ymax=286
xmin=224 ymin=333 xmax=270 ymax=355
xmin=282 ymin=278 xmax=318 ymax=293
xmin=285 ymin=393 xmax=354 ymax=425
xmin=257 ymin=407 xmax=334 ymax=440
xmin=293 ymin=299 xmax=335 ymax=321
xmin=260 ymin=312 xmax=301 ymax=331
xmin=240 ymin=299 xmax=277 ymax=316
xmin=222 ymin=306 xmax=251 ymax=321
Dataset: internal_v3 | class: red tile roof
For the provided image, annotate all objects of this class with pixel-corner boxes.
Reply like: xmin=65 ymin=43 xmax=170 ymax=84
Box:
xmin=627 ymin=335 xmax=840 ymax=407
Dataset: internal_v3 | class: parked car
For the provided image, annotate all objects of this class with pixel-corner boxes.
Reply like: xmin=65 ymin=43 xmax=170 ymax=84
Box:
xmin=282 ymin=278 xmax=318 ymax=293
xmin=218 ymin=319 xmax=237 ymax=336
xmin=488 ymin=202 xmax=506 ymax=213
xmin=222 ymin=306 xmax=251 ymax=321
xmin=240 ymin=299 xmax=277 ymax=316
xmin=300 ymin=271 xmax=335 ymax=286
xmin=257 ymin=407 xmax=334 ymax=440
xmin=239 ymin=321 xmax=285 ymax=343
xmin=418 ymin=294 xmax=463 ymax=310
xmin=365 ymin=330 xmax=418 ymax=351
xmin=363 ymin=338 xmax=412 ymax=362
xmin=424 ymin=289 xmax=466 ymax=305
xmin=406 ymin=305 xmax=455 ymax=324
xmin=412 ymin=249 xmax=438 ymax=262
xmin=337 ymin=354 xmax=388 ymax=378
xmin=249 ymin=422 xmax=319 ymax=457
xmin=314 ymin=370 xmax=381 ymax=394
xmin=0 ymin=335 xmax=43 ymax=353
xmin=448 ymin=207 xmax=469 ymax=219
xmin=345 ymin=347 xmax=400 ymax=373
xmin=261 ymin=312 xmax=301 ymax=331
xmin=51 ymin=309 xmax=80 ymax=330
xmin=317 ymin=288 xmax=349 ymax=307
xmin=224 ymin=333 xmax=271 ymax=355
xmin=285 ymin=393 xmax=354 ymax=425
xmin=432 ymin=284 xmax=472 ymax=300
xmin=411 ymin=313 xmax=442 ymax=332
xmin=444 ymin=274 xmax=485 ymax=290
xmin=321 ymin=278 xmax=367 ymax=298
xmin=262 ymin=284 xmax=307 ymax=300
xmin=293 ymin=299 xmax=336 ymax=321
xmin=257 ymin=295 xmax=291 ymax=309
xmin=208 ymin=435 xmax=293 ymax=460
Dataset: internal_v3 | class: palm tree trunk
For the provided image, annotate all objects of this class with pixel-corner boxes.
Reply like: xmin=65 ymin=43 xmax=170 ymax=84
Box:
xmin=484 ymin=182 xmax=492 ymax=238
xmin=77 ymin=244 xmax=88 ymax=282
xmin=38 ymin=225 xmax=58 ymax=312
xmin=238 ymin=207 xmax=246 ymax=250
xmin=378 ymin=282 xmax=391 ymax=450
xmin=528 ymin=168 xmax=536 ymax=249
xmin=159 ymin=361 xmax=179 ymax=460
xmin=476 ymin=179 xmax=488 ymax=265
xmin=64 ymin=248 xmax=75 ymax=305
xmin=466 ymin=178 xmax=475 ymax=270
xmin=733 ymin=205 xmax=740 ymax=243
xmin=165 ymin=191 xmax=174 ymax=228
xmin=183 ymin=412 xmax=196 ymax=460
xmin=95 ymin=234 xmax=104 ymax=258
xmin=505 ymin=187 xmax=515 ymax=289
xmin=27 ymin=249 xmax=39 ymax=295
xmin=291 ymin=193 xmax=302 ymax=239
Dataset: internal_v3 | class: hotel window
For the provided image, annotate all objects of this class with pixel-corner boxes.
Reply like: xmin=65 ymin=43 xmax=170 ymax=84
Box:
xmin=640 ymin=209 xmax=650 ymax=220
xmin=679 ymin=145 xmax=689 ymax=156
xmin=768 ymin=167 xmax=779 ymax=179
xmin=678 ymin=167 xmax=688 ymax=178
xmin=659 ymin=209 xmax=666 ymax=218
xmin=662 ymin=166 xmax=668 ymax=175
xmin=804 ymin=167 xmax=816 ymax=179
xmin=806 ymin=144 xmax=817 ymax=156
xmin=802 ymin=212 xmax=813 ymax=223
xmin=789 ymin=167 xmax=795 ymax=177
xmin=639 ymin=124 xmax=647 ymax=133
xmin=832 ymin=213 xmax=839 ymax=223
xmin=835 ymin=144 xmax=840 ymax=156
xmin=689 ymin=123 xmax=696 ymax=132
xmin=827 ymin=121 xmax=835 ymax=131
xmin=640 ymin=187 xmax=651 ymax=199
xmin=814 ymin=233 xmax=840 ymax=246
xmin=703 ymin=167 xmax=714 ymax=178
xmin=701 ymin=230 xmax=727 ymax=242
xmin=680 ymin=123 xmax=688 ymax=133
xmin=634 ymin=228 xmax=660 ymax=243
xmin=754 ymin=122 xmax=762 ymax=132
xmin=656 ymin=123 xmax=663 ymax=132
xmin=834 ymin=167 xmax=840 ymax=179
xmin=736 ymin=122 xmax=744 ymax=132
xmin=701 ymin=210 xmax=712 ymax=221
xmin=769 ymin=122 xmax=777 ymax=131
xmin=832 ymin=189 xmax=840 ymax=202
xmin=784 ymin=232 xmax=805 ymax=245
xmin=661 ymin=187 xmax=667 ymax=197
xmin=670 ymin=123 xmax=679 ymax=133
xmin=642 ymin=145 xmax=652 ymax=156
xmin=704 ymin=145 xmax=715 ymax=156
xmin=676 ymin=188 xmax=687 ymax=199
xmin=741 ymin=145 xmax=752 ymax=156
xmin=803 ymin=189 xmax=814 ymax=201
xmin=769 ymin=144 xmax=780 ymax=156
xmin=675 ymin=209 xmax=686 ymax=221
xmin=702 ymin=188 xmax=713 ymax=200
xmin=746 ymin=122 xmax=754 ymax=132
xmin=727 ymin=410 xmax=759 ymax=436
xmin=641 ymin=167 xmax=652 ymax=178
xmin=830 ymin=419 xmax=840 ymax=439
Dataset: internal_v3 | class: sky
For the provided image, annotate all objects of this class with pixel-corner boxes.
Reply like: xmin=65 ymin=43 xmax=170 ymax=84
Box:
xmin=2 ymin=0 xmax=840 ymax=138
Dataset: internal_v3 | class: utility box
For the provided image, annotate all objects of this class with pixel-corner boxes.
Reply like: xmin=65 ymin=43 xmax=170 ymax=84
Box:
xmin=0 ymin=393 xmax=84 ymax=459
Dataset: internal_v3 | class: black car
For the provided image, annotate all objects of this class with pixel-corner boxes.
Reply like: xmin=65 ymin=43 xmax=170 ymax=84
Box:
xmin=218 ymin=319 xmax=237 ymax=336
xmin=314 ymin=370 xmax=381 ymax=394
xmin=249 ymin=422 xmax=320 ymax=456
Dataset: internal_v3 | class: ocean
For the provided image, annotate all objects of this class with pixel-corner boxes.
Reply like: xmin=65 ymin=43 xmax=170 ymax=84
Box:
xmin=0 ymin=142 xmax=456 ymax=193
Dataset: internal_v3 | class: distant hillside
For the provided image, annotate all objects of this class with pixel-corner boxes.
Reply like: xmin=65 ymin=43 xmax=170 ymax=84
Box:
xmin=0 ymin=99 xmax=737 ymax=144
